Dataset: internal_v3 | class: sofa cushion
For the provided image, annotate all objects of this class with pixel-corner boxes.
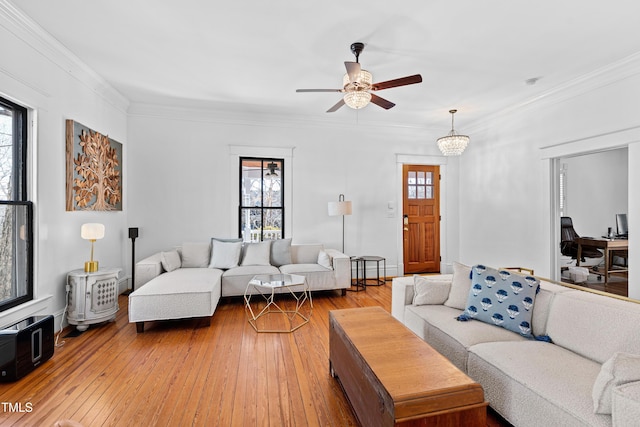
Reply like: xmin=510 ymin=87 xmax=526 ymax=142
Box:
xmin=241 ymin=241 xmax=272 ymax=266
xmin=413 ymin=275 xmax=451 ymax=306
xmin=459 ymin=265 xmax=540 ymax=339
xmin=270 ymin=238 xmax=292 ymax=266
xmin=291 ymin=244 xmax=323 ymax=264
xmin=404 ymin=304 xmax=526 ymax=372
xmin=128 ymin=268 xmax=222 ymax=322
xmin=279 ymin=263 xmax=336 ymax=290
xmin=160 ymin=250 xmax=181 ymax=272
xmin=467 ymin=340 xmax=607 ymax=427
xmin=221 ymin=265 xmax=280 ymax=296
xmin=592 ymin=352 xmax=640 ymax=414
xmin=209 ymin=240 xmax=242 ymax=269
xmin=443 ymin=262 xmax=472 ymax=310
xmin=181 ymin=242 xmax=211 ymax=268
xmin=546 ymin=290 xmax=640 ymax=364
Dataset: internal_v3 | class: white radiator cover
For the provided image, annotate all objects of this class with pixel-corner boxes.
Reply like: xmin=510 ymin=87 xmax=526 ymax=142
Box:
xmin=67 ymin=268 xmax=121 ymax=331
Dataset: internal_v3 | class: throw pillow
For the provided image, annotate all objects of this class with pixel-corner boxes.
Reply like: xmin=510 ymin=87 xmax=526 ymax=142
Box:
xmin=458 ymin=265 xmax=540 ymax=338
xmin=209 ymin=240 xmax=242 ymax=269
xmin=241 ymin=241 xmax=272 ymax=266
xmin=271 ymin=238 xmax=292 ymax=266
xmin=181 ymin=242 xmax=211 ymax=268
xmin=443 ymin=262 xmax=472 ymax=310
xmin=160 ymin=250 xmax=181 ymax=272
xmin=592 ymin=352 xmax=640 ymax=414
xmin=413 ymin=275 xmax=451 ymax=306
xmin=317 ymin=250 xmax=333 ymax=269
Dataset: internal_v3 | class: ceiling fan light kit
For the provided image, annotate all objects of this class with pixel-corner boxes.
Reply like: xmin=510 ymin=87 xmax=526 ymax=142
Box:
xmin=296 ymin=42 xmax=422 ymax=113
xmin=436 ymin=109 xmax=470 ymax=156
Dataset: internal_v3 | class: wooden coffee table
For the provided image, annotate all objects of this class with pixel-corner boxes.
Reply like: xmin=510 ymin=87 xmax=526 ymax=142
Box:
xmin=329 ymin=306 xmax=487 ymax=427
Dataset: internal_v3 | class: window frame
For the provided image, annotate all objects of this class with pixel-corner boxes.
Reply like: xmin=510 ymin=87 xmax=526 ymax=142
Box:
xmin=238 ymin=157 xmax=285 ymax=241
xmin=0 ymin=95 xmax=33 ymax=312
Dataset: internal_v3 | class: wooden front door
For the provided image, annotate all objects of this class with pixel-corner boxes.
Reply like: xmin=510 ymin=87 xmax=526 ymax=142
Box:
xmin=403 ymin=164 xmax=440 ymax=274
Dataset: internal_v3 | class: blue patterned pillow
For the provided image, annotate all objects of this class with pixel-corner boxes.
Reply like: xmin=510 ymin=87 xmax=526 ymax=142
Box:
xmin=458 ymin=265 xmax=540 ymax=338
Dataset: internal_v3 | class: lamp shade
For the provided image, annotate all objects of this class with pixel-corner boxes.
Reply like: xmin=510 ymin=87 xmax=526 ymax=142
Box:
xmin=328 ymin=200 xmax=352 ymax=216
xmin=81 ymin=223 xmax=105 ymax=240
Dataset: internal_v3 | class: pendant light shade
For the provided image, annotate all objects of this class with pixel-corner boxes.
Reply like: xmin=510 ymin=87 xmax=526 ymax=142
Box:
xmin=436 ymin=109 xmax=470 ymax=156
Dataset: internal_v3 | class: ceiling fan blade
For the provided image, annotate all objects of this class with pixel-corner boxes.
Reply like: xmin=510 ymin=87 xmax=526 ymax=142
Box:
xmin=370 ymin=93 xmax=395 ymax=110
xmin=326 ymin=98 xmax=345 ymax=113
xmin=371 ymin=74 xmax=422 ymax=91
xmin=344 ymin=61 xmax=361 ymax=83
xmin=296 ymin=89 xmax=342 ymax=93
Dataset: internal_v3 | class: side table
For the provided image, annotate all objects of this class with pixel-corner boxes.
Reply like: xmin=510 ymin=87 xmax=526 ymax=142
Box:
xmin=360 ymin=256 xmax=386 ymax=286
xmin=349 ymin=256 xmax=365 ymax=292
xmin=67 ymin=268 xmax=120 ymax=331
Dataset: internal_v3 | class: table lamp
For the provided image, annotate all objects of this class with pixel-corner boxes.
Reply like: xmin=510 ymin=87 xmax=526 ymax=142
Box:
xmin=81 ymin=223 xmax=105 ymax=272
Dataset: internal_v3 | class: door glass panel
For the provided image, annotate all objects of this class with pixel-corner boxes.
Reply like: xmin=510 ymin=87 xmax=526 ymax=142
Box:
xmin=408 ymin=171 xmax=416 ymax=185
xmin=426 ymin=172 xmax=432 ymax=185
xmin=417 ymin=171 xmax=425 ymax=185
xmin=408 ymin=186 xmax=416 ymax=199
xmin=417 ymin=186 xmax=425 ymax=199
xmin=426 ymin=186 xmax=433 ymax=199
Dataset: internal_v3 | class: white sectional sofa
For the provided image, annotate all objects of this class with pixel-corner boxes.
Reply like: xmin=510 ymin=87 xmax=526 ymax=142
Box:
xmin=392 ymin=263 xmax=640 ymax=427
xmin=129 ymin=239 xmax=349 ymax=332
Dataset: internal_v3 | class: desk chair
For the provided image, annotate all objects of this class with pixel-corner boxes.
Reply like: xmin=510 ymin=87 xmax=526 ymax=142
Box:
xmin=560 ymin=216 xmax=602 ymax=262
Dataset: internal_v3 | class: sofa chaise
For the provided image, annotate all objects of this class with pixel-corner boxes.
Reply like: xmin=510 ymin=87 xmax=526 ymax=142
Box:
xmin=392 ymin=262 xmax=640 ymax=427
xmin=129 ymin=239 xmax=349 ymax=332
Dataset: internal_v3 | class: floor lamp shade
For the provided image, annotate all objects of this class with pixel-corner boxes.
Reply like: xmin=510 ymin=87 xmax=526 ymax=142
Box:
xmin=328 ymin=194 xmax=352 ymax=253
xmin=328 ymin=200 xmax=352 ymax=216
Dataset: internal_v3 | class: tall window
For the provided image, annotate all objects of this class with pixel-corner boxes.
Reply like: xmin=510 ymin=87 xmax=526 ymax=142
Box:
xmin=0 ymin=96 xmax=33 ymax=312
xmin=239 ymin=158 xmax=284 ymax=241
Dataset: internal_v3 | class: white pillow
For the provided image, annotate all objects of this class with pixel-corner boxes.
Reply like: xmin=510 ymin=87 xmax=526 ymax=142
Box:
xmin=593 ymin=352 xmax=640 ymax=414
xmin=209 ymin=240 xmax=242 ymax=269
xmin=181 ymin=242 xmax=211 ymax=268
xmin=241 ymin=241 xmax=272 ymax=266
xmin=443 ymin=262 xmax=472 ymax=310
xmin=160 ymin=250 xmax=181 ymax=272
xmin=413 ymin=275 xmax=451 ymax=306
xmin=317 ymin=250 xmax=333 ymax=269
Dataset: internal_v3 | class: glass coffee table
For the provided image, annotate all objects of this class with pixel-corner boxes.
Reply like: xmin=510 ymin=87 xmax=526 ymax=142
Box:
xmin=244 ymin=274 xmax=312 ymax=333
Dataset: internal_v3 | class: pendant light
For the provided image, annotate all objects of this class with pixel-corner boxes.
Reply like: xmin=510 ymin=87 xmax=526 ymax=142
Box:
xmin=436 ymin=109 xmax=470 ymax=156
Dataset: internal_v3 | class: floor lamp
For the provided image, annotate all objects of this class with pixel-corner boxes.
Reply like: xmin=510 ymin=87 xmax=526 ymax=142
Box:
xmin=328 ymin=194 xmax=352 ymax=253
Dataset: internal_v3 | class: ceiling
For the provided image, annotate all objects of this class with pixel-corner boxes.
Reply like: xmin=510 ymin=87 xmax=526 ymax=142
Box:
xmin=9 ymin=0 xmax=640 ymax=129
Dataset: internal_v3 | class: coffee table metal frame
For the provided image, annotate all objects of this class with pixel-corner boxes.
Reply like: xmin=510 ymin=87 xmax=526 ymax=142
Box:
xmin=244 ymin=273 xmax=312 ymax=333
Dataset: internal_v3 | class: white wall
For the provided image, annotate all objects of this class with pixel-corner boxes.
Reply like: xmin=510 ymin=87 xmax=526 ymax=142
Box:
xmin=458 ymin=59 xmax=640 ymax=297
xmin=127 ymin=105 xmax=461 ymax=278
xmin=0 ymin=5 xmax=129 ymax=329
xmin=561 ymin=148 xmax=628 ymax=237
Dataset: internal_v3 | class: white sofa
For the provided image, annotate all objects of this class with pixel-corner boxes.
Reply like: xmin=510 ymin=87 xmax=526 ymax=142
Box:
xmin=129 ymin=240 xmax=349 ymax=332
xmin=392 ymin=264 xmax=640 ymax=427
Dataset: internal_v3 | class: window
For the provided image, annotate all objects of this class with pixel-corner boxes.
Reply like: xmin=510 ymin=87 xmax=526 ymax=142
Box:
xmin=0 ymin=96 xmax=33 ymax=312
xmin=239 ymin=158 xmax=283 ymax=241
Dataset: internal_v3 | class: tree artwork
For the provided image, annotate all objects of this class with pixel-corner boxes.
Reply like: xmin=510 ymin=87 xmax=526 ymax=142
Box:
xmin=66 ymin=120 xmax=122 ymax=211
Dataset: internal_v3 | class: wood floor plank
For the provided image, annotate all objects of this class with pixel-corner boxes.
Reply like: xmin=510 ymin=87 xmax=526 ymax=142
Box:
xmin=0 ymin=281 xmax=507 ymax=426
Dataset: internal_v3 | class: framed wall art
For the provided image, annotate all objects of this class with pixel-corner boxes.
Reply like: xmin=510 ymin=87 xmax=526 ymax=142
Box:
xmin=65 ymin=120 xmax=122 ymax=211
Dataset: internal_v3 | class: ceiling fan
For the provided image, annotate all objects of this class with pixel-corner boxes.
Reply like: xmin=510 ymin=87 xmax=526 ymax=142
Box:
xmin=296 ymin=42 xmax=422 ymax=113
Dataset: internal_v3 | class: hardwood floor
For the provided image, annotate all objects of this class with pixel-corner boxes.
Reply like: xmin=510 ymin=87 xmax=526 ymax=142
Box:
xmin=0 ymin=283 xmax=510 ymax=426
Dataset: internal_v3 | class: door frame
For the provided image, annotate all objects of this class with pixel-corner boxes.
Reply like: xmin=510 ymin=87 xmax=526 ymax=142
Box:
xmin=395 ymin=154 xmax=449 ymax=277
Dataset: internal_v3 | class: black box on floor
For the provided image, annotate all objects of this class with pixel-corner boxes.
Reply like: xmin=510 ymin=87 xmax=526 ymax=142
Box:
xmin=0 ymin=315 xmax=54 ymax=382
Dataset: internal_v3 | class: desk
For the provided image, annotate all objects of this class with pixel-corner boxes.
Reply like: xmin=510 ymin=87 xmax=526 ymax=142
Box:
xmin=576 ymin=237 xmax=628 ymax=286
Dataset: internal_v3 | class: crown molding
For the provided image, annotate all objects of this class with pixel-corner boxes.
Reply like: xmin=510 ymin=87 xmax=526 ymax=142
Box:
xmin=467 ymin=50 xmax=640 ymax=133
xmin=0 ymin=0 xmax=129 ymax=113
